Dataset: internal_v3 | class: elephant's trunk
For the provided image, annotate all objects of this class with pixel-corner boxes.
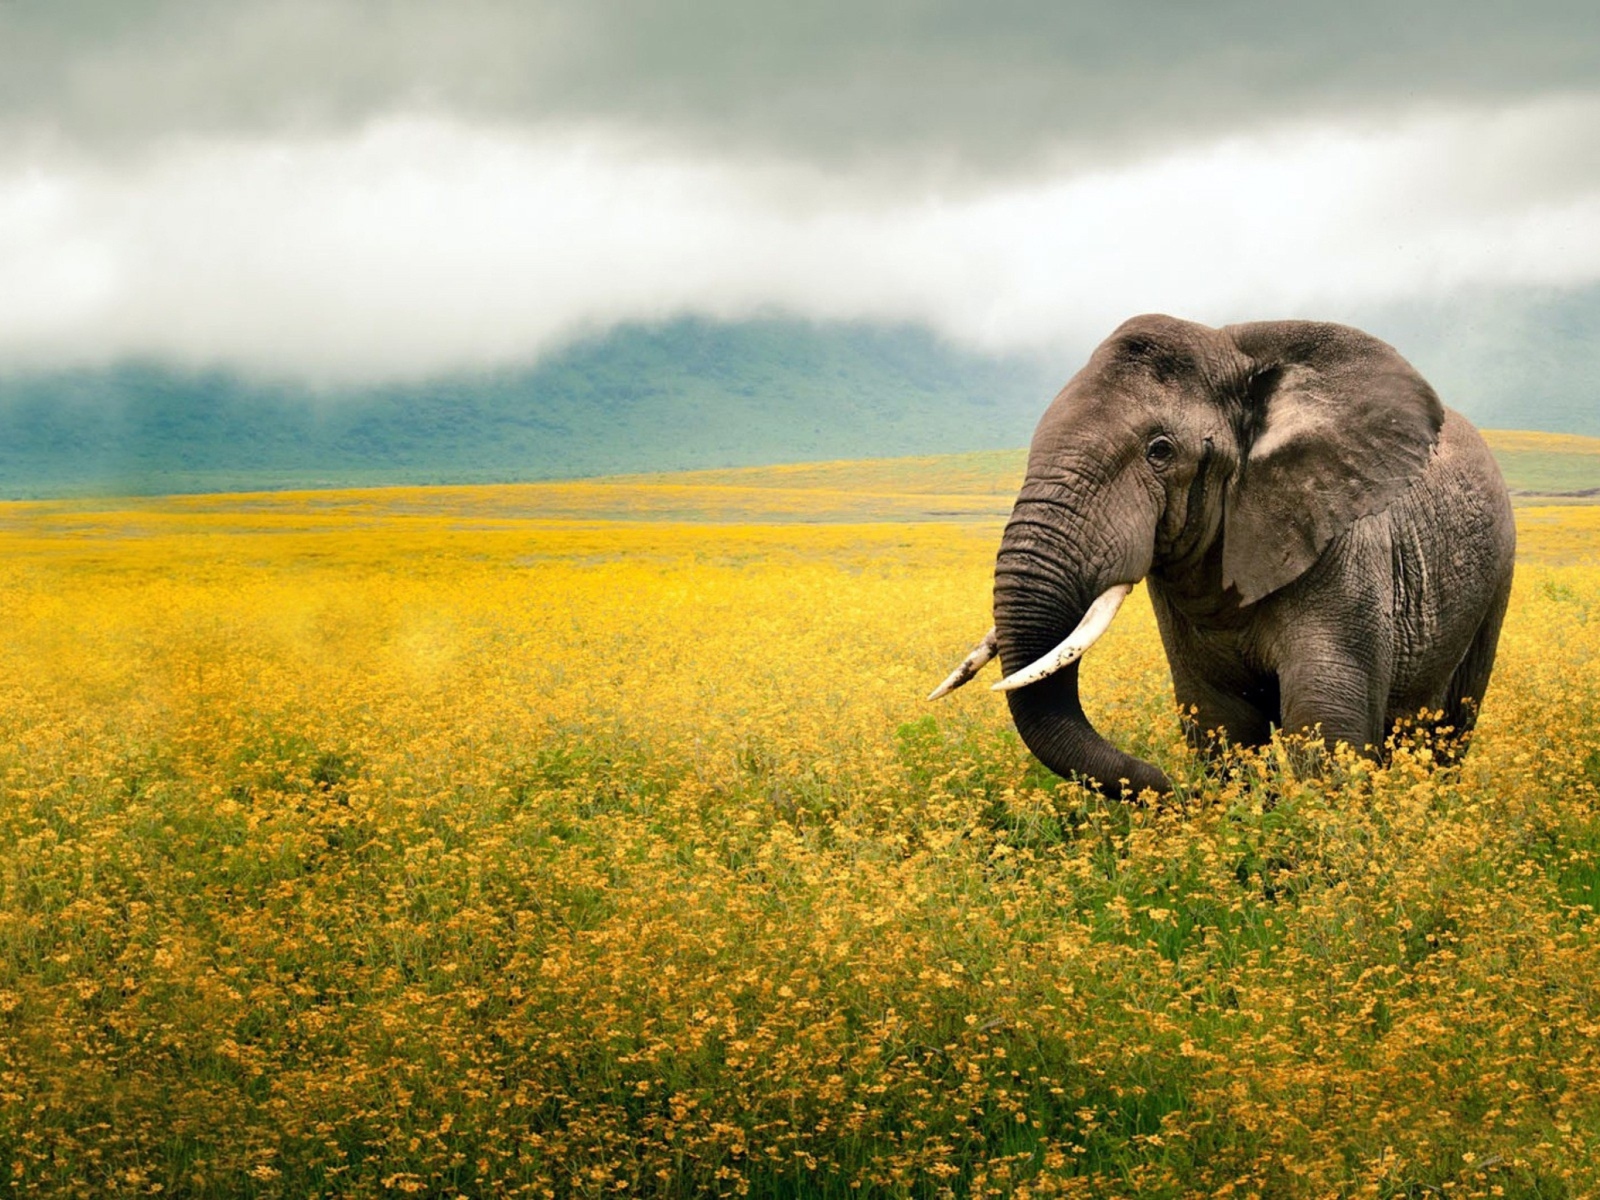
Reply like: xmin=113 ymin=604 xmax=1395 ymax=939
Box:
xmin=993 ymin=499 xmax=1171 ymax=797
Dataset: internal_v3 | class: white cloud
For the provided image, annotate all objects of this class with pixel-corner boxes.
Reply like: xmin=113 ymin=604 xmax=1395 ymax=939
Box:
xmin=2 ymin=94 xmax=1598 ymax=382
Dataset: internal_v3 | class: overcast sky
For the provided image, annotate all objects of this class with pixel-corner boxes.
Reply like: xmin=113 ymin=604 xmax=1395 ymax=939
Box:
xmin=1 ymin=1 xmax=1597 ymax=382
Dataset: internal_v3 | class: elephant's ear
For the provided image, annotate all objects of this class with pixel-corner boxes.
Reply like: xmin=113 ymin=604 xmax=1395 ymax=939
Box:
xmin=1221 ymin=322 xmax=1444 ymax=606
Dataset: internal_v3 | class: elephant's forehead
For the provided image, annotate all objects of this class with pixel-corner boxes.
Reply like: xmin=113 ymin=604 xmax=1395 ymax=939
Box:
xmin=1047 ymin=378 xmax=1162 ymax=430
xmin=1089 ymin=318 xmax=1250 ymax=396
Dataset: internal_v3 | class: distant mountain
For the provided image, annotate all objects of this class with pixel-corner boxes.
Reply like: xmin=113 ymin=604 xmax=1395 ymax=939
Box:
xmin=1360 ymin=284 xmax=1600 ymax=437
xmin=1 ymin=290 xmax=1594 ymax=498
xmin=0 ymin=320 xmax=1070 ymax=498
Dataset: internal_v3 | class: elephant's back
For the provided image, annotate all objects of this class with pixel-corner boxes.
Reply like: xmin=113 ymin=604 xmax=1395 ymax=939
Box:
xmin=1384 ymin=407 xmax=1515 ymax=711
xmin=1428 ymin=408 xmax=1516 ymax=564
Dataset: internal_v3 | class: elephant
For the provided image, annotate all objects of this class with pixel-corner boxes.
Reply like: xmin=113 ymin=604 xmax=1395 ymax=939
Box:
xmin=930 ymin=314 xmax=1516 ymax=797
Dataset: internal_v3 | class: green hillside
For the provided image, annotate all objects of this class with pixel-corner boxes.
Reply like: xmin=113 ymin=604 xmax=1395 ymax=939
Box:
xmin=2 ymin=307 xmax=1596 ymax=501
xmin=0 ymin=319 xmax=1065 ymax=499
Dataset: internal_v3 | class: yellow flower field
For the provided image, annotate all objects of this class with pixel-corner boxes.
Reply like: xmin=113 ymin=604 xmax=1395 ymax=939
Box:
xmin=0 ymin=476 xmax=1598 ymax=1198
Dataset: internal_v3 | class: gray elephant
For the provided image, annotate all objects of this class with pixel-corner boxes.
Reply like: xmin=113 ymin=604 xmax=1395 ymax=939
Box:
xmin=931 ymin=314 xmax=1516 ymax=797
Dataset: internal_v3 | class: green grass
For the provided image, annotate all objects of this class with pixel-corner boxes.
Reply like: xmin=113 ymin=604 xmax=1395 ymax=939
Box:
xmin=1482 ymin=430 xmax=1600 ymax=498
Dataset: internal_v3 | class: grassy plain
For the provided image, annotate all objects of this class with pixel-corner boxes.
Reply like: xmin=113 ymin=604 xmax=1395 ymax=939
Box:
xmin=1 ymin=456 xmax=1599 ymax=1198
xmin=605 ymin=430 xmax=1600 ymax=507
xmin=1480 ymin=430 xmax=1600 ymax=500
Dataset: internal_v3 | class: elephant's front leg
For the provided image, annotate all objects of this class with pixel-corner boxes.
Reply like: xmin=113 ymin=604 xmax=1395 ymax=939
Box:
xmin=1151 ymin=595 xmax=1278 ymax=756
xmin=1274 ymin=627 xmax=1394 ymax=756
xmin=1169 ymin=662 xmax=1276 ymax=754
xmin=1265 ymin=530 xmax=1398 ymax=757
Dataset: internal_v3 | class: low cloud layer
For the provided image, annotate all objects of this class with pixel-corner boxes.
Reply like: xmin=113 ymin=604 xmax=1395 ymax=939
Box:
xmin=3 ymin=95 xmax=1598 ymax=382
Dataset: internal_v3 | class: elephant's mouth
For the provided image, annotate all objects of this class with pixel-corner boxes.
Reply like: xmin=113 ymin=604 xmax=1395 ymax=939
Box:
xmin=990 ymin=583 xmax=1132 ymax=691
xmin=929 ymin=579 xmax=1172 ymax=797
xmin=927 ymin=582 xmax=1131 ymax=700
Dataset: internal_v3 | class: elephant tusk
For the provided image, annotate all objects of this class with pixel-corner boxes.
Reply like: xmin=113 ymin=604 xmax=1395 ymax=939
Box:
xmin=991 ymin=584 xmax=1133 ymax=693
xmin=927 ymin=627 xmax=999 ymax=701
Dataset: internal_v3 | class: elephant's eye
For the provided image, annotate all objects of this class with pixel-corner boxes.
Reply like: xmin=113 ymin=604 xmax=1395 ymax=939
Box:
xmin=1145 ymin=434 xmax=1177 ymax=467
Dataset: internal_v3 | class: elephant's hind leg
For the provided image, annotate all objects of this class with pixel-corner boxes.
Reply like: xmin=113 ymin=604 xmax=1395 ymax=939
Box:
xmin=1432 ymin=570 xmax=1513 ymax=763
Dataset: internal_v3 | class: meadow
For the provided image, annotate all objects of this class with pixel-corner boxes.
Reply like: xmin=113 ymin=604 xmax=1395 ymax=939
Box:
xmin=0 ymin=456 xmax=1598 ymax=1198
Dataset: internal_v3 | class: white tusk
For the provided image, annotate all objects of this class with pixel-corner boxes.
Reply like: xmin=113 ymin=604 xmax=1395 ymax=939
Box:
xmin=927 ymin=628 xmax=998 ymax=701
xmin=991 ymin=584 xmax=1133 ymax=693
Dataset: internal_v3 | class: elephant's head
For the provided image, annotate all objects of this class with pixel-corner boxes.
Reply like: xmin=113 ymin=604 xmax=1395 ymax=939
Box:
xmin=932 ymin=314 xmax=1444 ymax=796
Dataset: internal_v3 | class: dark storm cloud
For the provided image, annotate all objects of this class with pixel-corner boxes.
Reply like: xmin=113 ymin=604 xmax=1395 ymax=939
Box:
xmin=2 ymin=0 xmax=1595 ymax=173
xmin=1 ymin=2 xmax=1597 ymax=382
